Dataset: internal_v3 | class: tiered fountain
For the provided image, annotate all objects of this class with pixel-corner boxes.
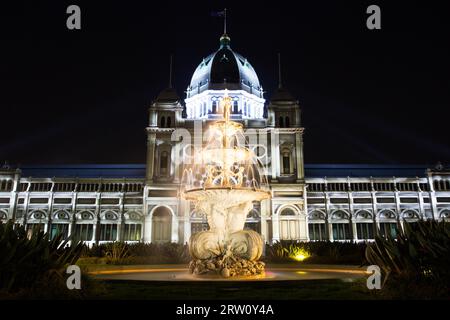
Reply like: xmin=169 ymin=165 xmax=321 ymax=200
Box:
xmin=182 ymin=93 xmax=271 ymax=278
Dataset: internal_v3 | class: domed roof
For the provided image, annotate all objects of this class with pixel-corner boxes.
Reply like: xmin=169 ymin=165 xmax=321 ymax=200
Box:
xmin=270 ymin=86 xmax=296 ymax=102
xmin=187 ymin=34 xmax=263 ymax=98
xmin=154 ymin=87 xmax=180 ymax=104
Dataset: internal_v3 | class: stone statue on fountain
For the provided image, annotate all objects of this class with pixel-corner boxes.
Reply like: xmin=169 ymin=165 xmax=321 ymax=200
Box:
xmin=182 ymin=93 xmax=271 ymax=277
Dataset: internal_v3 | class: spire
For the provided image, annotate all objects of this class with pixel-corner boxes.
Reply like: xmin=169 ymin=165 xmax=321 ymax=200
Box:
xmin=278 ymin=53 xmax=282 ymax=89
xmin=169 ymin=54 xmax=173 ymax=88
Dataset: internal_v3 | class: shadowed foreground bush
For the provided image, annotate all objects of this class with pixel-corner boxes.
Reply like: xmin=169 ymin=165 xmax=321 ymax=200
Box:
xmin=0 ymin=221 xmax=90 ymax=299
xmin=365 ymin=220 xmax=450 ymax=299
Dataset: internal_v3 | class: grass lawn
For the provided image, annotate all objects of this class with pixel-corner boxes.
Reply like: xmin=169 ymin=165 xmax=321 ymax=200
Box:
xmin=92 ymin=278 xmax=380 ymax=300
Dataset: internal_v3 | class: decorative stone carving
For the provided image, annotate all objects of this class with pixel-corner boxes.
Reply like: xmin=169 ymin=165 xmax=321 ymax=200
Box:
xmin=183 ymin=94 xmax=270 ymax=277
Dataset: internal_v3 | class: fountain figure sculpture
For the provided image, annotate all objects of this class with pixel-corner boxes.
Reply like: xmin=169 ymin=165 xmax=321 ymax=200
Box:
xmin=182 ymin=93 xmax=271 ymax=277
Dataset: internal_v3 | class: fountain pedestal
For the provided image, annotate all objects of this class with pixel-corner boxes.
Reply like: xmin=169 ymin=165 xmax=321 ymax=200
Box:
xmin=186 ymin=189 xmax=269 ymax=277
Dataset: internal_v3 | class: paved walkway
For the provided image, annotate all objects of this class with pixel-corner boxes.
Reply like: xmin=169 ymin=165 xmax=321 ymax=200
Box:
xmin=90 ymin=264 xmax=369 ymax=282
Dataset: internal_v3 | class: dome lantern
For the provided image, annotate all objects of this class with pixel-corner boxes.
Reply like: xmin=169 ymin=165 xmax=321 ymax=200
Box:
xmin=220 ymin=33 xmax=231 ymax=48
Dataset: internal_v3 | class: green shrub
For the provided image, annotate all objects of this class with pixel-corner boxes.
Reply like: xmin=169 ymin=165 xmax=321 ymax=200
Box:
xmin=81 ymin=243 xmax=107 ymax=257
xmin=79 ymin=242 xmax=190 ymax=264
xmin=266 ymin=240 xmax=366 ymax=264
xmin=0 ymin=221 xmax=84 ymax=297
xmin=104 ymin=242 xmax=131 ymax=264
xmin=365 ymin=220 xmax=450 ymax=298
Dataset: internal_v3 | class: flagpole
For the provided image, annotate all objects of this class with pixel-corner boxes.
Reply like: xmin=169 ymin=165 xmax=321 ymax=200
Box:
xmin=224 ymin=8 xmax=227 ymax=34
xmin=169 ymin=54 xmax=173 ymax=88
xmin=278 ymin=53 xmax=282 ymax=89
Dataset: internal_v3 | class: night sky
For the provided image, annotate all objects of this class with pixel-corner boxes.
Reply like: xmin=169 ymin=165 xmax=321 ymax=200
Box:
xmin=1 ymin=1 xmax=449 ymax=166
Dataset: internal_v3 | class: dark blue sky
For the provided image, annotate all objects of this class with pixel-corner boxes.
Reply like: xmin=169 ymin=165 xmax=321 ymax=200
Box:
xmin=1 ymin=0 xmax=450 ymax=166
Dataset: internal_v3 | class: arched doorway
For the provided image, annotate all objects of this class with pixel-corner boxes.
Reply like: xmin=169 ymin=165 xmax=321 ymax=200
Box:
xmin=279 ymin=207 xmax=299 ymax=240
xmin=152 ymin=207 xmax=172 ymax=243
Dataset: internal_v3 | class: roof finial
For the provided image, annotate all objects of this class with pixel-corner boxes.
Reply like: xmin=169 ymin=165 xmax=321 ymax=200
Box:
xmin=169 ymin=54 xmax=173 ymax=88
xmin=278 ymin=53 xmax=282 ymax=89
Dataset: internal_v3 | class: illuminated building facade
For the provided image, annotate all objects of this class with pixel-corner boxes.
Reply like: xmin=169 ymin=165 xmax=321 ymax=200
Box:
xmin=1 ymin=34 xmax=449 ymax=245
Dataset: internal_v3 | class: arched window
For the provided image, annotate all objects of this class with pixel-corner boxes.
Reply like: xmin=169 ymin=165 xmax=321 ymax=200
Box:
xmin=331 ymin=210 xmax=351 ymax=240
xmin=160 ymin=116 xmax=166 ymax=128
xmin=160 ymin=151 xmax=169 ymax=175
xmin=279 ymin=116 xmax=284 ymax=128
xmin=152 ymin=207 xmax=172 ymax=243
xmin=280 ymin=208 xmax=296 ymax=216
xmin=244 ymin=102 xmax=247 ymax=116
xmin=166 ymin=116 xmax=172 ymax=128
xmin=285 ymin=116 xmax=290 ymax=127
xmin=212 ymin=101 xmax=217 ymax=114
xmin=281 ymin=149 xmax=292 ymax=174
xmin=279 ymin=207 xmax=299 ymax=240
xmin=233 ymin=101 xmax=238 ymax=113
xmin=308 ymin=210 xmax=327 ymax=241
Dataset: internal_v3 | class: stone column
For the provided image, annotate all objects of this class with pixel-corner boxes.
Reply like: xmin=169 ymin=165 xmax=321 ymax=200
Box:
xmin=91 ymin=219 xmax=98 ymax=244
xmin=118 ymin=192 xmax=125 ymax=241
xmin=275 ymin=142 xmax=280 ymax=178
xmin=295 ymin=131 xmax=304 ymax=182
xmin=170 ymin=143 xmax=176 ymax=177
xmin=173 ymin=141 xmax=181 ymax=183
xmin=351 ymin=220 xmax=358 ymax=241
xmin=348 ymin=188 xmax=357 ymax=240
xmin=68 ymin=223 xmax=73 ymax=242
xmin=23 ymin=191 xmax=30 ymax=229
xmin=303 ymin=185 xmax=309 ymax=241
xmin=324 ymin=187 xmax=332 ymax=240
xmin=69 ymin=189 xmax=78 ymax=245
xmin=149 ymin=108 xmax=158 ymax=127
xmin=371 ymin=190 xmax=379 ymax=236
xmin=327 ymin=220 xmax=334 ymax=241
xmin=9 ymin=169 xmax=20 ymax=221
xmin=271 ymin=204 xmax=280 ymax=242
xmin=116 ymin=223 xmax=122 ymax=241
xmin=144 ymin=205 xmax=152 ymax=243
xmin=427 ymin=173 xmax=438 ymax=220
xmin=47 ymin=186 xmax=54 ymax=238
xmin=295 ymin=106 xmax=301 ymax=127
xmin=146 ymin=133 xmax=157 ymax=183
xmin=270 ymin=130 xmax=279 ymax=182
xmin=171 ymin=208 xmax=179 ymax=243
xmin=94 ymin=192 xmax=101 ymax=244
xmin=298 ymin=204 xmax=307 ymax=241
xmin=394 ymin=189 xmax=402 ymax=227
xmin=418 ymin=189 xmax=425 ymax=219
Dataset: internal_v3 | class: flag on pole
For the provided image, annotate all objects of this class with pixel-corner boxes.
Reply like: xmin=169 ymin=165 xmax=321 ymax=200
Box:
xmin=211 ymin=9 xmax=227 ymax=34
xmin=211 ymin=10 xmax=226 ymax=17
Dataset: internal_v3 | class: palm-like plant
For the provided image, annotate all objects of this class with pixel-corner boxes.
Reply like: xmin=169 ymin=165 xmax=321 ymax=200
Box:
xmin=0 ymin=221 xmax=84 ymax=293
xmin=365 ymin=220 xmax=450 ymax=290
